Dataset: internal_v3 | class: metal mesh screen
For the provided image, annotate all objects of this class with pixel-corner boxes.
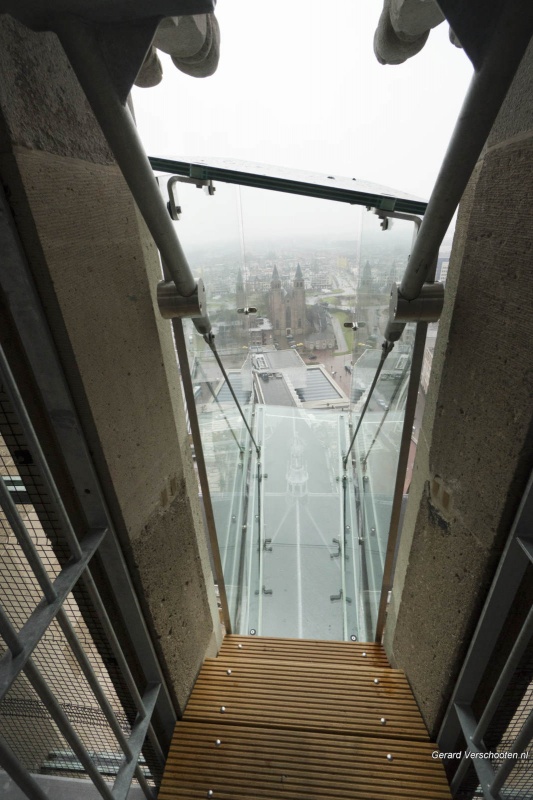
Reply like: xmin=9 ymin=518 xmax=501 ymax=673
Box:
xmin=0 ymin=387 xmax=162 ymax=787
xmin=454 ymin=636 xmax=533 ymax=799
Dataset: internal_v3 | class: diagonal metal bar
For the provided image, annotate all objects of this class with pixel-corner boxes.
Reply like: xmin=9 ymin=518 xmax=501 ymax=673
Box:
xmin=0 ymin=603 xmax=116 ymax=799
xmin=0 ymin=527 xmax=108 ymax=701
xmin=146 ymin=722 xmax=165 ymax=771
xmin=472 ymin=603 xmax=533 ymax=746
xmin=438 ymin=472 xmax=533 ymax=755
xmin=0 ymin=475 xmax=57 ymax=604
xmin=454 ymin=704 xmax=501 ymax=800
xmin=23 ymin=658 xmax=115 ymax=800
xmin=0 ymin=180 xmax=177 ymax=750
xmin=0 ymin=735 xmax=49 ymax=800
xmin=490 ymin=705 xmax=533 ymax=794
xmin=134 ymin=764 xmax=158 ymax=800
xmin=0 ymin=345 xmax=83 ymax=561
xmin=55 ymin=606 xmax=133 ymax=760
xmin=80 ymin=567 xmax=148 ymax=723
xmin=112 ymin=683 xmax=161 ymax=800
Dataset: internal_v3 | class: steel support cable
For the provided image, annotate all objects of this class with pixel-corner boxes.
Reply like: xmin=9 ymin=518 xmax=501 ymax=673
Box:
xmin=343 ymin=342 xmax=394 ymax=470
xmin=194 ymin=358 xmax=243 ymax=454
xmin=205 ymin=336 xmax=261 ymax=457
xmin=361 ymin=355 xmax=411 ymax=469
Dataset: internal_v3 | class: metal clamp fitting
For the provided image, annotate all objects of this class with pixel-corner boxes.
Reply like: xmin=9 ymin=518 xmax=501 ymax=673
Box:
xmin=157 ymin=279 xmax=206 ymax=320
xmin=389 ymin=281 xmax=444 ymax=323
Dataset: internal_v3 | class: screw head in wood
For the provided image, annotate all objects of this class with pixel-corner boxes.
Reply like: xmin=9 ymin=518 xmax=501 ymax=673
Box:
xmin=227 ymin=669 xmax=232 ymax=675
xmin=380 ymin=718 xmax=387 ymax=725
xmin=238 ymin=643 xmax=243 ymax=648
xmin=207 ymin=791 xmax=214 ymax=798
xmin=386 ymin=754 xmax=393 ymax=761
xmin=220 ymin=706 xmax=226 ymax=713
xmin=215 ymin=739 xmax=221 ymax=746
xmin=362 ymin=651 xmax=367 ymax=657
xmin=374 ymin=678 xmax=380 ymax=684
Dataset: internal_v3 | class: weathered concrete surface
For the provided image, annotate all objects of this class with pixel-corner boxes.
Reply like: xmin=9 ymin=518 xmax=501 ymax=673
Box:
xmin=383 ymin=43 xmax=533 ymax=736
xmin=0 ymin=16 xmax=220 ymax=712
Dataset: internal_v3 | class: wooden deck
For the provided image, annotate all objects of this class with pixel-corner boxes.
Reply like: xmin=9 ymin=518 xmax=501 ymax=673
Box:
xmin=159 ymin=635 xmax=451 ymax=799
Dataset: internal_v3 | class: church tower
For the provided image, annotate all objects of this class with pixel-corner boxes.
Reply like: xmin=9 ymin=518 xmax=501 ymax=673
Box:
xmin=291 ymin=263 xmax=306 ymax=335
xmin=270 ymin=265 xmax=283 ymax=335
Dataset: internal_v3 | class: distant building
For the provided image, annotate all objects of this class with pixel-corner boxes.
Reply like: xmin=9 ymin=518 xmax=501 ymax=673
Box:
xmin=310 ymin=273 xmax=332 ymax=290
xmin=436 ymin=256 xmax=450 ymax=284
xmin=269 ymin=264 xmax=306 ymax=337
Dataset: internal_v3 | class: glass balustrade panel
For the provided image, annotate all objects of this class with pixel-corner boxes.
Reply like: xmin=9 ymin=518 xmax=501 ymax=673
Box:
xmin=349 ymin=209 xmax=416 ymax=632
xmin=170 ymin=177 xmax=417 ymax=640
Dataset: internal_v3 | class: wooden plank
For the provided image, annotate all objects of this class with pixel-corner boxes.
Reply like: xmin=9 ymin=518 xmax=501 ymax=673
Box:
xmin=159 ymin=722 xmax=452 ymax=800
xmin=220 ymin=635 xmax=389 ymax=666
xmin=159 ymin=636 xmax=451 ymax=799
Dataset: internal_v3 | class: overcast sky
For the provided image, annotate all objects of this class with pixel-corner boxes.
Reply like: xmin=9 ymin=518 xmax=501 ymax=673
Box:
xmin=132 ymin=0 xmax=473 ymax=201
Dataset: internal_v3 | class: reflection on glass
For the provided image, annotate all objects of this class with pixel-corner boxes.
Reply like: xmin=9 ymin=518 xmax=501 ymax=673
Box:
xmin=349 ymin=210 xmax=416 ymax=632
xmin=172 ymin=179 xmax=415 ymax=641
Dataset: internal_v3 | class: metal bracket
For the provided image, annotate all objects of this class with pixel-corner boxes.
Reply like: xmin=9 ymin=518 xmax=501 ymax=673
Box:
xmin=169 ymin=174 xmax=216 ymax=194
xmin=157 ymin=279 xmax=206 ymax=320
xmin=161 ymin=175 xmax=216 ymax=221
xmin=389 ymin=281 xmax=444 ymax=323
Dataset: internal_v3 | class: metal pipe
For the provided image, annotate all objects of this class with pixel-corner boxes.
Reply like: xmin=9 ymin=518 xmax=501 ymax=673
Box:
xmin=399 ymin=0 xmax=533 ymax=301
xmin=0 ymin=346 xmax=83 ymax=561
xmin=55 ymin=16 xmax=211 ymax=334
xmin=374 ymin=322 xmax=428 ymax=641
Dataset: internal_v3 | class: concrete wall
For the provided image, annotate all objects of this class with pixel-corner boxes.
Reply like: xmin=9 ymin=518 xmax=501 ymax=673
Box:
xmin=383 ymin=41 xmax=533 ymax=737
xmin=0 ymin=15 xmax=221 ymax=713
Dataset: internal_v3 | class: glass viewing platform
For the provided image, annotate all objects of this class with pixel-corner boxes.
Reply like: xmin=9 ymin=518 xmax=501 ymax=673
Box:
xmin=152 ymin=157 xmax=427 ymax=642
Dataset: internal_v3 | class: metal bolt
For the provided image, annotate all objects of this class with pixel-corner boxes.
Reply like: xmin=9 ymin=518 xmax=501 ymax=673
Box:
xmin=386 ymin=754 xmax=393 ymax=762
xmin=215 ymin=739 xmax=221 ymax=746
xmin=350 ymin=635 xmax=357 ymax=642
xmin=227 ymin=669 xmax=232 ymax=675
xmin=374 ymin=678 xmax=380 ymax=685
xmin=250 ymin=628 xmax=256 ymax=635
xmin=238 ymin=644 xmax=243 ymax=649
xmin=380 ymin=718 xmax=387 ymax=725
xmin=362 ymin=651 xmax=367 ymax=657
xmin=220 ymin=706 xmax=226 ymax=713
xmin=207 ymin=791 xmax=214 ymax=798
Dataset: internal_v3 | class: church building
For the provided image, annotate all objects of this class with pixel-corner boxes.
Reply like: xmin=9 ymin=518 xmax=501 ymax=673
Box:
xmin=269 ymin=264 xmax=306 ymax=337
